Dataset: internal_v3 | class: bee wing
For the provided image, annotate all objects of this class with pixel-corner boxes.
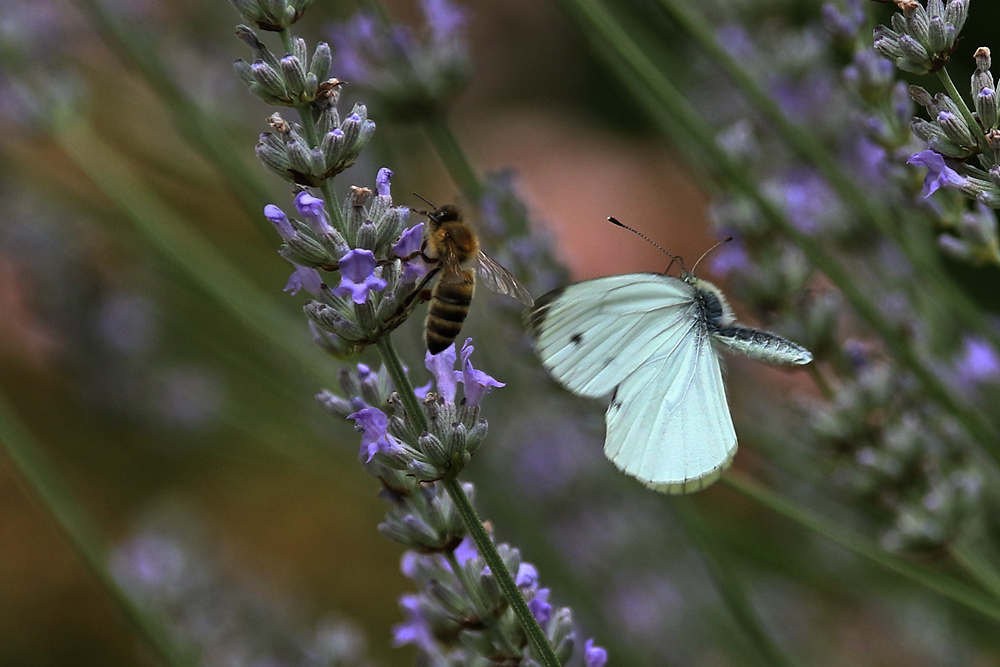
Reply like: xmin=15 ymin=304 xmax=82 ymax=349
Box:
xmin=475 ymin=251 xmax=535 ymax=306
xmin=437 ymin=250 xmax=467 ymax=283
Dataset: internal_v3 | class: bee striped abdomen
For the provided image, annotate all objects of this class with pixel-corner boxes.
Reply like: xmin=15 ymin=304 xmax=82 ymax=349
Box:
xmin=426 ymin=270 xmax=476 ymax=354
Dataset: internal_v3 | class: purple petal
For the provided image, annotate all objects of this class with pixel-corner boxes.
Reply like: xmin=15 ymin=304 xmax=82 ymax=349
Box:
xmin=457 ymin=338 xmax=504 ymax=406
xmin=585 ymin=639 xmax=609 ymax=667
xmin=393 ymin=223 xmax=425 ymax=258
xmin=908 ymin=150 xmax=968 ymax=197
xmin=425 ymin=344 xmax=458 ymax=404
xmin=333 ymin=249 xmax=387 ymax=304
xmin=283 ymin=265 xmax=323 ymax=296
xmin=376 ymin=167 xmax=394 ymax=198
xmin=528 ymin=589 xmax=552 ymax=628
xmin=954 ymin=336 xmax=1000 ymax=384
xmin=515 ymin=563 xmax=539 ymax=588
xmin=347 ymin=407 xmax=399 ymax=462
xmin=294 ymin=191 xmax=332 ymax=233
xmin=264 ymin=204 xmax=295 ymax=241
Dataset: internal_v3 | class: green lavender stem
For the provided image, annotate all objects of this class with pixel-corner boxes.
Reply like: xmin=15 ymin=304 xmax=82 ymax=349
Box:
xmin=422 ymin=114 xmax=483 ymax=202
xmin=671 ymin=501 xmax=794 ymax=667
xmin=373 ymin=336 xmax=560 ymax=667
xmin=0 ymin=389 xmax=196 ymax=667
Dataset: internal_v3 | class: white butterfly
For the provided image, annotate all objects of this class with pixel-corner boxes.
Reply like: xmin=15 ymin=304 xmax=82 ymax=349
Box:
xmin=526 ymin=256 xmax=812 ymax=494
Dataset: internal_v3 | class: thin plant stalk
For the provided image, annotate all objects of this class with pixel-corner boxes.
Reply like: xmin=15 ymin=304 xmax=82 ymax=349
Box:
xmin=671 ymin=501 xmax=795 ymax=667
xmin=69 ymin=0 xmax=277 ymax=236
xmin=724 ymin=473 xmax=1000 ymax=625
xmin=0 ymin=389 xmax=197 ymax=667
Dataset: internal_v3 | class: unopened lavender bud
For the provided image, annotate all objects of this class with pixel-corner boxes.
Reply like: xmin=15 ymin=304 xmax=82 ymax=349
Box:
xmin=926 ymin=16 xmax=947 ymax=55
xmin=447 ymin=422 xmax=468 ymax=459
xmin=909 ymin=85 xmax=934 ymax=109
xmin=234 ymin=24 xmax=280 ymax=68
xmin=464 ymin=421 xmax=488 ymax=455
xmin=978 ymin=89 xmax=999 ymax=131
xmin=910 ymin=117 xmax=942 ymax=143
xmin=945 ymin=0 xmax=968 ymax=35
xmin=903 ymin=2 xmax=929 ymax=45
xmin=419 ymin=432 xmax=450 ymax=469
xmin=376 ymin=290 xmax=399 ymax=323
xmin=477 ymin=568 xmax=503 ymax=611
xmin=405 ymin=458 xmax=439 ymax=481
xmin=989 ymin=165 xmax=1000 ymax=188
xmin=286 ymin=233 xmax=331 ymax=265
xmin=932 ymin=92 xmax=963 ymax=118
xmin=316 ymin=389 xmax=361 ymax=418
xmin=280 ymin=54 xmax=308 ymax=99
xmin=897 ymin=35 xmax=931 ymax=73
xmin=233 ymin=59 xmax=255 ymax=87
xmin=549 ymin=608 xmax=575 ymax=663
xmin=959 ymin=206 xmax=999 ymax=249
xmin=283 ymin=135 xmax=312 ymax=175
xmin=937 ymin=111 xmax=976 ymax=148
xmin=971 ymin=68 xmax=994 ymax=98
xmin=305 ymin=301 xmax=365 ymax=339
xmin=428 ymin=579 xmax=472 ymax=618
xmin=355 ymin=220 xmax=378 ymax=251
xmin=310 ymin=42 xmax=331 ymax=80
xmin=320 ymin=127 xmax=346 ymax=167
xmin=251 ymin=61 xmax=288 ymax=100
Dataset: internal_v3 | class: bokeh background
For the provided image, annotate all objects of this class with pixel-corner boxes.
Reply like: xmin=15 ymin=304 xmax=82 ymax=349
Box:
xmin=3 ymin=0 xmax=1000 ymax=665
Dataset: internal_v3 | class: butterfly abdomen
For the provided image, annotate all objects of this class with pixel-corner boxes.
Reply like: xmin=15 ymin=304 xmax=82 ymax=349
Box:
xmin=713 ymin=326 xmax=813 ymax=365
xmin=426 ymin=270 xmax=476 ymax=354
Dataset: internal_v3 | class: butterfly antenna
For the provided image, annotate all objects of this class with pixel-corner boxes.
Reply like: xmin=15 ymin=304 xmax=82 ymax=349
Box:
xmin=607 ymin=216 xmax=681 ymax=273
xmin=690 ymin=236 xmax=734 ymax=274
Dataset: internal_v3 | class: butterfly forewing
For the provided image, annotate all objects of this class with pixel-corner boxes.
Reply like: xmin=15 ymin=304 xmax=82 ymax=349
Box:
xmin=528 ymin=275 xmax=697 ymax=398
xmin=605 ymin=329 xmax=737 ymax=493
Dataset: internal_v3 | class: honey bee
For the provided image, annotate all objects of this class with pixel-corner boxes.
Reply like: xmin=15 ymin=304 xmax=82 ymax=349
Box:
xmin=413 ymin=201 xmax=534 ymax=354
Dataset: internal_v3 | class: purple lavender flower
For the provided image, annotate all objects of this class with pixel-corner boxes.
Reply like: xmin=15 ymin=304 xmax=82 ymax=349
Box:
xmin=585 ymin=638 xmax=609 ymax=667
xmin=457 ymin=339 xmax=505 ymax=406
xmin=393 ymin=223 xmax=433 ymax=283
xmin=348 ymin=407 xmax=401 ymax=462
xmin=908 ymin=150 xmax=969 ymax=197
xmin=424 ymin=344 xmax=458 ymax=404
xmin=515 ymin=562 xmax=539 ymax=588
xmin=392 ymin=594 xmax=437 ymax=653
xmin=294 ymin=191 xmax=333 ymax=234
xmin=421 ymin=0 xmax=467 ymax=41
xmin=283 ymin=265 xmax=323 ymax=296
xmin=264 ymin=204 xmax=296 ymax=241
xmin=953 ymin=336 xmax=1000 ymax=385
xmin=393 ymin=223 xmax=424 ymax=257
xmin=528 ymin=588 xmax=552 ymax=628
xmin=376 ymin=167 xmax=393 ymax=198
xmin=332 ymin=249 xmax=387 ymax=304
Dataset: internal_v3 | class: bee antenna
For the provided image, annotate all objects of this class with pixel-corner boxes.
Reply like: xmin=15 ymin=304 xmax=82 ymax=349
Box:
xmin=690 ymin=236 xmax=733 ymax=274
xmin=607 ymin=216 xmax=682 ymax=273
xmin=412 ymin=192 xmax=436 ymax=210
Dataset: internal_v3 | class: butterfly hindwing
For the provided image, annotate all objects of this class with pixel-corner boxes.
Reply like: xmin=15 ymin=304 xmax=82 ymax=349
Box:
xmin=604 ymin=326 xmax=737 ymax=493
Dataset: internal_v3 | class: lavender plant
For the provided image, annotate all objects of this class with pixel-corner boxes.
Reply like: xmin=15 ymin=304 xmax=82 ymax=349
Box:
xmin=230 ymin=2 xmax=603 ymax=665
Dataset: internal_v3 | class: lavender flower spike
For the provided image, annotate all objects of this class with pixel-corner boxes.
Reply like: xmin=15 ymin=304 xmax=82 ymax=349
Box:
xmin=348 ymin=407 xmax=401 ymax=462
xmin=458 ymin=338 xmax=505 ymax=406
xmin=425 ymin=344 xmax=458 ymax=404
xmin=332 ymin=248 xmax=387 ymax=304
xmin=908 ymin=150 xmax=968 ymax=197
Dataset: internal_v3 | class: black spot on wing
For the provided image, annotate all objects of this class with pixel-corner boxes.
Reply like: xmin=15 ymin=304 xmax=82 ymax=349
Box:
xmin=570 ymin=333 xmax=583 ymax=345
xmin=523 ymin=286 xmax=566 ymax=339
